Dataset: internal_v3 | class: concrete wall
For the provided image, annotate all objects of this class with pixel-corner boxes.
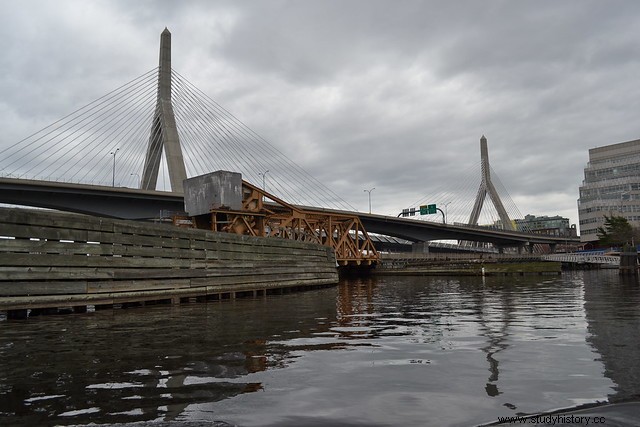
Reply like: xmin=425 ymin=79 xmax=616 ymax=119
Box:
xmin=183 ymin=170 xmax=243 ymax=215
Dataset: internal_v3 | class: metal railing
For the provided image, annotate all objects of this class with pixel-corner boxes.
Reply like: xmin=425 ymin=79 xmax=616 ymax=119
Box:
xmin=541 ymin=253 xmax=620 ymax=265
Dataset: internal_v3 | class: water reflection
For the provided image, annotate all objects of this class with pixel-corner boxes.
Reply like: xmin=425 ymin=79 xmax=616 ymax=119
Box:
xmin=0 ymin=291 xmax=340 ymax=425
xmin=314 ymin=275 xmax=612 ymax=421
xmin=582 ymin=271 xmax=640 ymax=402
xmin=477 ymin=292 xmax=512 ymax=398
xmin=1 ymin=273 xmax=638 ymax=426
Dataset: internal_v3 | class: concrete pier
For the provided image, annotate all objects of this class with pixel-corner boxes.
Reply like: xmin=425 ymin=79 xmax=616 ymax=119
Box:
xmin=619 ymin=247 xmax=638 ymax=275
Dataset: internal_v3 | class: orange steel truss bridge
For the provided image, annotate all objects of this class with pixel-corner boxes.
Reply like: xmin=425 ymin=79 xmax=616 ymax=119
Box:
xmin=180 ymin=180 xmax=378 ymax=266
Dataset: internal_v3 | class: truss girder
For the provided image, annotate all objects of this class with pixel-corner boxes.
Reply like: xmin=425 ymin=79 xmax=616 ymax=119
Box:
xmin=185 ymin=180 xmax=378 ymax=266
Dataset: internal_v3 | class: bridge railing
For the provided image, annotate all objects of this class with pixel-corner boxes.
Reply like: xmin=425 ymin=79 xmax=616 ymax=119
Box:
xmin=381 ymin=253 xmax=541 ymax=262
xmin=541 ymin=254 xmax=620 ymax=265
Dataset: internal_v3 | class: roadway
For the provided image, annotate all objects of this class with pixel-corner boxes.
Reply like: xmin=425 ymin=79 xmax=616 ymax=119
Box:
xmin=304 ymin=205 xmax=577 ymax=248
xmin=0 ymin=177 xmax=184 ymax=219
xmin=0 ymin=177 xmax=579 ymax=248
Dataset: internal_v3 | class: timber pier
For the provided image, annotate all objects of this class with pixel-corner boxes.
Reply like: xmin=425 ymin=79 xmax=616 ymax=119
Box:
xmin=0 ymin=207 xmax=339 ymax=319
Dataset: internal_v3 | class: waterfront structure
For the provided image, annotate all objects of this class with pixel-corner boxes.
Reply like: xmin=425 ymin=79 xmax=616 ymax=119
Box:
xmin=578 ymin=138 xmax=640 ymax=242
xmin=514 ymin=214 xmax=576 ymax=237
xmin=0 ymin=206 xmax=339 ymax=318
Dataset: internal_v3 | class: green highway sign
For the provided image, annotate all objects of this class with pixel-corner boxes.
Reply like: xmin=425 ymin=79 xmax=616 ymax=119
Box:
xmin=420 ymin=204 xmax=437 ymax=215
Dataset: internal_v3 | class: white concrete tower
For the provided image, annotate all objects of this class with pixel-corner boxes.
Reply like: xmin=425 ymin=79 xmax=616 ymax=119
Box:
xmin=468 ymin=136 xmax=514 ymax=230
xmin=141 ymin=28 xmax=187 ymax=193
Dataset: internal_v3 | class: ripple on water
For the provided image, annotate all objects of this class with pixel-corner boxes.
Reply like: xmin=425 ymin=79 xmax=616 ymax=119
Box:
xmin=1 ymin=272 xmax=637 ymax=426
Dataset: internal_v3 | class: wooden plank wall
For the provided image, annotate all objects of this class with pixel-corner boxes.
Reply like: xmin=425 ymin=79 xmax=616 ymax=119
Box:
xmin=0 ymin=207 xmax=338 ymax=310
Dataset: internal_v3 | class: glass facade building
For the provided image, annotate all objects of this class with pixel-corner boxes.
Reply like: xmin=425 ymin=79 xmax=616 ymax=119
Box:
xmin=578 ymin=138 xmax=640 ymax=242
xmin=514 ymin=214 xmax=575 ymax=237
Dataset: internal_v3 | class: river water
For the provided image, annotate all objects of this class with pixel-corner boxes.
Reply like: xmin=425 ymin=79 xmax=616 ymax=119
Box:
xmin=1 ymin=271 xmax=639 ymax=426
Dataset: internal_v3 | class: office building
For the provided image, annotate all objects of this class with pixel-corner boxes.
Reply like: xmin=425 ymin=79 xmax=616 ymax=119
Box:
xmin=514 ymin=214 xmax=576 ymax=237
xmin=578 ymin=138 xmax=640 ymax=242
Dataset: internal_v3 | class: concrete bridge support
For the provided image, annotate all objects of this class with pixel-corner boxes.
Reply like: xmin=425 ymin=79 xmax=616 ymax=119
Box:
xmin=619 ymin=247 xmax=638 ymax=275
xmin=412 ymin=241 xmax=429 ymax=254
xmin=141 ymin=28 xmax=187 ymax=193
xmin=468 ymin=136 xmax=515 ymax=231
xmin=516 ymin=243 xmax=537 ymax=254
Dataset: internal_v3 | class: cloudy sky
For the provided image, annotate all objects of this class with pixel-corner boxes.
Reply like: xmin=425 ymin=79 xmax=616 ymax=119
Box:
xmin=2 ymin=0 xmax=640 ymax=230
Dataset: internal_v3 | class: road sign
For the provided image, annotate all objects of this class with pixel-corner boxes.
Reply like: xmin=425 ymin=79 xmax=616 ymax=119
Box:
xmin=420 ymin=204 xmax=437 ymax=215
xmin=401 ymin=208 xmax=417 ymax=217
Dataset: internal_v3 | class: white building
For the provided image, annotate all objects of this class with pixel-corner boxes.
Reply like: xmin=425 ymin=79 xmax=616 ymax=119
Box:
xmin=578 ymin=138 xmax=640 ymax=242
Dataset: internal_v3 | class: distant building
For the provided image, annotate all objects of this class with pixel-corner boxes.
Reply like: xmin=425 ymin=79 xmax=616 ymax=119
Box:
xmin=514 ymin=214 xmax=576 ymax=237
xmin=578 ymin=138 xmax=640 ymax=242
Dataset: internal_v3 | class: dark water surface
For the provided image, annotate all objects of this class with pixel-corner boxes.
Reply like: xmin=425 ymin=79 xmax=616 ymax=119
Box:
xmin=1 ymin=271 xmax=639 ymax=426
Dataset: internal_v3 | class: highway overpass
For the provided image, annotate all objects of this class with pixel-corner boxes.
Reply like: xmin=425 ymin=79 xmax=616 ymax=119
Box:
xmin=0 ymin=177 xmax=578 ymax=249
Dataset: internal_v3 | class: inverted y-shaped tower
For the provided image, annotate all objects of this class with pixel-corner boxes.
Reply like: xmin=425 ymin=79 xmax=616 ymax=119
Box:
xmin=468 ymin=136 xmax=514 ymax=230
xmin=141 ymin=28 xmax=187 ymax=193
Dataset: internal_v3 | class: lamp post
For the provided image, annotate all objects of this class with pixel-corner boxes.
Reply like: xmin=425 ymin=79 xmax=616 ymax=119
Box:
xmin=443 ymin=201 xmax=451 ymax=224
xmin=364 ymin=187 xmax=375 ymax=214
xmin=110 ymin=148 xmax=119 ymax=187
xmin=259 ymin=170 xmax=269 ymax=191
xmin=130 ymin=173 xmax=140 ymax=188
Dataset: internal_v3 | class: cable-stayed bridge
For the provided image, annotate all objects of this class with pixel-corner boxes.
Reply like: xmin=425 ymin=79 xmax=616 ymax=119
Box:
xmin=0 ymin=29 xmax=351 ymax=212
xmin=0 ymin=29 xmax=578 ymax=259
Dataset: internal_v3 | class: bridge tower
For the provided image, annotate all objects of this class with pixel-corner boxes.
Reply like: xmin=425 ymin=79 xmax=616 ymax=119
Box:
xmin=141 ymin=28 xmax=187 ymax=193
xmin=468 ymin=136 xmax=515 ymax=231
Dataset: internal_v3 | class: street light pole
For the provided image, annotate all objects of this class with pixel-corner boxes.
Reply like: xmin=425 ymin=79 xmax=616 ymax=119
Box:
xmin=364 ymin=187 xmax=375 ymax=214
xmin=110 ymin=148 xmax=119 ymax=187
xmin=443 ymin=202 xmax=451 ymax=224
xmin=259 ymin=170 xmax=269 ymax=191
xmin=130 ymin=173 xmax=140 ymax=189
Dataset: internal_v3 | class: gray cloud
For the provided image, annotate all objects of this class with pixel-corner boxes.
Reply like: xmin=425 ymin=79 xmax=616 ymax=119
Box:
xmin=2 ymin=0 xmax=640 ymax=229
